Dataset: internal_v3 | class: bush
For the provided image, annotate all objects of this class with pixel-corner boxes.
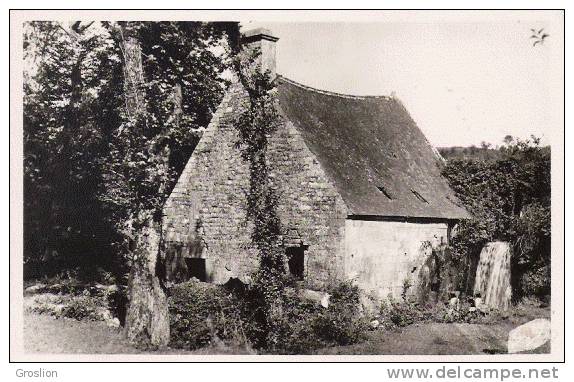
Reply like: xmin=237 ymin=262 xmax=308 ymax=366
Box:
xmin=520 ymin=265 xmax=551 ymax=298
xmin=265 ymin=281 xmax=369 ymax=354
xmin=61 ymin=294 xmax=102 ymax=320
xmin=24 ymin=271 xmax=125 ymax=325
xmin=379 ymin=295 xmax=503 ymax=328
xmin=167 ymin=279 xmax=369 ymax=354
xmin=168 ymin=280 xmax=250 ymax=350
xmin=315 ymin=281 xmax=369 ymax=345
xmin=380 ymin=297 xmax=434 ymax=327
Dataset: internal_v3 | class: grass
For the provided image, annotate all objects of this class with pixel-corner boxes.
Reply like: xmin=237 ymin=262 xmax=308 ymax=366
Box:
xmin=24 ymin=311 xmax=255 ymax=355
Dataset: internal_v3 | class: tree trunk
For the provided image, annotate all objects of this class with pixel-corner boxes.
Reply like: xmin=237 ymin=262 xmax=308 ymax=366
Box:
xmin=125 ymin=215 xmax=170 ymax=348
xmin=120 ymin=22 xmax=170 ymax=348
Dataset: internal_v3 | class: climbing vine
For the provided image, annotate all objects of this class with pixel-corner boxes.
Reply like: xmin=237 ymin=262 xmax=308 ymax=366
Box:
xmin=233 ymin=49 xmax=288 ymax=349
xmin=233 ymin=50 xmax=284 ymax=275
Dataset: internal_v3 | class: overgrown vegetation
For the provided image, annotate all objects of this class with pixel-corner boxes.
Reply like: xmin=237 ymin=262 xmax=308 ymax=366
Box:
xmin=167 ymin=280 xmax=368 ymax=354
xmin=377 ymin=293 xmax=549 ymax=330
xmin=441 ymin=136 xmax=551 ymax=300
xmin=230 ymin=46 xmax=293 ymax=349
xmin=167 ymin=281 xmax=250 ymax=350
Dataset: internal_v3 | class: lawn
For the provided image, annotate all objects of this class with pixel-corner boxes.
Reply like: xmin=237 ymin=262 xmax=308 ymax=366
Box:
xmin=23 ymin=311 xmax=254 ymax=355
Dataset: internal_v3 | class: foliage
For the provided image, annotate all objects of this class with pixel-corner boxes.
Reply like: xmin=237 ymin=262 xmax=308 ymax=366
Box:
xmin=23 ymin=21 xmax=239 ymax=279
xmin=380 ymin=296 xmax=436 ymax=327
xmin=310 ymin=281 xmax=369 ymax=347
xmin=441 ymin=136 xmax=551 ymax=298
xmin=379 ymin=295 xmax=501 ymax=328
xmin=167 ymin=280 xmax=368 ymax=354
xmin=233 ymin=50 xmax=284 ymax=273
xmin=231 ymin=47 xmax=288 ymax=348
xmin=520 ymin=265 xmax=551 ymax=298
xmin=23 ymin=21 xmax=121 ymax=278
xmin=248 ymin=281 xmax=369 ymax=354
xmin=168 ymin=281 xmax=250 ymax=350
xmin=25 ymin=270 xmax=127 ymax=323
xmin=25 ymin=291 xmax=116 ymax=322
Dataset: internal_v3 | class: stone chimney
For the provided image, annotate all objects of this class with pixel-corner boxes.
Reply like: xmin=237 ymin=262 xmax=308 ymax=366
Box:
xmin=241 ymin=28 xmax=279 ymax=78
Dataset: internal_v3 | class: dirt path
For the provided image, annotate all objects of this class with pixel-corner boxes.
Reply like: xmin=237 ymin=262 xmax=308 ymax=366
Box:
xmin=317 ymin=322 xmax=550 ymax=355
xmin=317 ymin=322 xmax=513 ymax=355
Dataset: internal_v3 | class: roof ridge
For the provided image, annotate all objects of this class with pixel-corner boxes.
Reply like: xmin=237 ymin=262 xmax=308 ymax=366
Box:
xmin=276 ymin=74 xmax=393 ymax=100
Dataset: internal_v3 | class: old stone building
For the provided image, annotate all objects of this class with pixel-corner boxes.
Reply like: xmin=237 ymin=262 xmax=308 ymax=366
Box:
xmin=162 ymin=28 xmax=470 ymax=299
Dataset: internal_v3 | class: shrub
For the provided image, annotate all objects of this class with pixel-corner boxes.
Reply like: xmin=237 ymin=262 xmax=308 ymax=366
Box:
xmin=315 ymin=281 xmax=369 ymax=345
xmin=520 ymin=265 xmax=551 ymax=298
xmin=61 ymin=294 xmax=102 ymax=320
xmin=265 ymin=281 xmax=369 ymax=354
xmin=379 ymin=295 xmax=503 ymax=328
xmin=380 ymin=297 xmax=432 ymax=327
xmin=167 ymin=279 xmax=369 ymax=354
xmin=168 ymin=280 xmax=250 ymax=350
xmin=262 ymin=288 xmax=325 ymax=354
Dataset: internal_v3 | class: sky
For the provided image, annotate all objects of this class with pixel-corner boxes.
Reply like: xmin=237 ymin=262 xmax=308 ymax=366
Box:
xmin=241 ymin=13 xmax=563 ymax=148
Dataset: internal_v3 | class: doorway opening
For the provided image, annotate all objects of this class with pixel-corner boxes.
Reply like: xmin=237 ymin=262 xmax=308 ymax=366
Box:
xmin=286 ymin=246 xmax=306 ymax=280
xmin=185 ymin=258 xmax=207 ymax=282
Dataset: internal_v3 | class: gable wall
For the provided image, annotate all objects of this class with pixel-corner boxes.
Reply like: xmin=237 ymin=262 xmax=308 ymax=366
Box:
xmin=163 ymin=85 xmax=256 ymax=283
xmin=162 ymin=83 xmax=348 ymax=287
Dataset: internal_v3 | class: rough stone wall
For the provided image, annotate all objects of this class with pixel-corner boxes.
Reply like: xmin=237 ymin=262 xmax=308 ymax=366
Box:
xmin=268 ymin=119 xmax=348 ymax=288
xmin=344 ymin=219 xmax=450 ymax=299
xmin=162 ymin=84 xmax=256 ymax=283
xmin=162 ymin=83 xmax=348 ymax=287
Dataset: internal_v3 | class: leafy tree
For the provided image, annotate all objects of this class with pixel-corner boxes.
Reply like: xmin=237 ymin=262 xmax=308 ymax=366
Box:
xmin=23 ymin=21 xmax=119 ymax=278
xmin=441 ymin=136 xmax=551 ymax=299
xmin=24 ymin=19 xmax=240 ymax=346
xmin=23 ymin=22 xmax=238 ymax=266
xmin=97 ymin=21 xmax=239 ymax=269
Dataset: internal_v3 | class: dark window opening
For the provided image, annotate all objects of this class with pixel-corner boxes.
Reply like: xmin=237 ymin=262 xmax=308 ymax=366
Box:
xmin=185 ymin=258 xmax=207 ymax=282
xmin=377 ymin=186 xmax=393 ymax=200
xmin=286 ymin=247 xmax=305 ymax=280
xmin=411 ymin=189 xmax=429 ymax=204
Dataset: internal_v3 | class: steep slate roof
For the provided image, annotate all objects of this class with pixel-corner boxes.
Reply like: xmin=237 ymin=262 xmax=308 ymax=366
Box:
xmin=276 ymin=75 xmax=470 ymax=220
